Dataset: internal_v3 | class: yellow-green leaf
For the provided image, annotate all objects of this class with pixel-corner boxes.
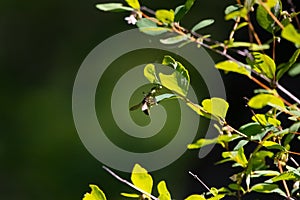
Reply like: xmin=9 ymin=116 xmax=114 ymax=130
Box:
xmin=83 ymin=185 xmax=106 ymax=200
xmin=252 ymin=53 xmax=276 ymax=80
xmin=202 ymin=98 xmax=229 ymax=119
xmin=144 ymin=64 xmax=160 ymax=84
xmin=261 ymin=141 xmax=285 ymax=150
xmin=215 ymin=60 xmax=251 ymax=77
xmin=120 ymin=193 xmax=140 ymax=198
xmin=125 ymin=0 xmax=140 ymax=9
xmin=184 ymin=194 xmax=206 ymax=200
xmin=282 ymin=24 xmax=300 ymax=46
xmin=157 ymin=181 xmax=171 ymax=200
xmin=248 ymin=94 xmax=285 ymax=109
xmin=159 ymin=71 xmax=188 ymax=96
xmin=131 ymin=164 xmax=153 ymax=194
xmin=156 ymin=9 xmax=175 ymax=24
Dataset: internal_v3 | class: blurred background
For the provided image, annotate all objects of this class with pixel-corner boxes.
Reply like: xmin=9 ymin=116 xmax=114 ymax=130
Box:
xmin=1 ymin=0 xmax=299 ymax=199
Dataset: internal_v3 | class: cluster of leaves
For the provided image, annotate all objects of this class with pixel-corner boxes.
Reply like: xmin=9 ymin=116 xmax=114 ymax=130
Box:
xmin=83 ymin=0 xmax=300 ymax=199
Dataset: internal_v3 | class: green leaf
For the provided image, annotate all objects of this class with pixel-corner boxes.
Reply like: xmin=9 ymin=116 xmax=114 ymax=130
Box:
xmin=159 ymin=71 xmax=188 ymax=96
xmin=155 ymin=93 xmax=176 ymax=102
xmin=186 ymin=102 xmax=208 ymax=117
xmin=215 ymin=60 xmax=251 ymax=77
xmin=251 ymin=114 xmax=281 ymax=127
xmin=239 ymin=122 xmax=264 ymax=137
xmin=131 ymin=164 xmax=153 ymax=194
xmin=95 ymin=3 xmax=133 ymax=12
xmin=184 ymin=194 xmax=206 ymax=200
xmin=157 ymin=181 xmax=171 ymax=200
xmin=83 ymin=185 xmax=107 ymax=200
xmin=276 ymin=49 xmax=300 ymax=80
xmin=136 ymin=18 xmax=157 ymax=28
xmin=282 ymin=24 xmax=300 ymax=46
xmin=261 ymin=141 xmax=285 ymax=150
xmin=201 ymin=98 xmax=229 ymax=119
xmin=144 ymin=64 xmax=160 ymax=84
xmin=251 ymin=52 xmax=276 ymax=80
xmin=162 ymin=55 xmax=190 ymax=84
xmin=288 ymin=62 xmax=300 ymax=77
xmin=188 ymin=134 xmax=241 ymax=149
xmin=225 ymin=7 xmax=248 ymax=20
xmin=221 ymin=147 xmax=248 ymax=168
xmin=174 ymin=0 xmax=196 ymax=22
xmin=229 ymin=183 xmax=245 ymax=192
xmin=191 ymin=19 xmax=215 ymax=32
xmin=139 ymin=27 xmax=170 ymax=36
xmin=159 ymin=56 xmax=190 ymax=96
xmin=120 ymin=193 xmax=140 ymax=198
xmin=156 ymin=9 xmax=175 ymax=24
xmin=252 ymin=170 xmax=280 ymax=178
xmin=125 ymin=0 xmax=140 ymax=9
xmin=251 ymin=150 xmax=274 ymax=170
xmin=248 ymin=94 xmax=285 ymax=109
xmin=160 ymin=35 xmax=188 ymax=45
xmin=256 ymin=0 xmax=281 ymax=33
xmin=251 ymin=183 xmax=280 ymax=193
xmin=227 ymin=42 xmax=270 ymax=51
xmin=266 ymin=171 xmax=300 ymax=183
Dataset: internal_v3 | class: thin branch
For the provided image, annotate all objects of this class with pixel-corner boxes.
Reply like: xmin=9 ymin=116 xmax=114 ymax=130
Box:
xmin=278 ymin=163 xmax=291 ymax=197
xmin=188 ymin=171 xmax=211 ymax=192
xmin=102 ymin=166 xmax=159 ymax=200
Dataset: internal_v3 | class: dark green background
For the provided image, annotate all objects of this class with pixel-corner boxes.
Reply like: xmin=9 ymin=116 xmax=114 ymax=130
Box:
xmin=1 ymin=0 xmax=299 ymax=199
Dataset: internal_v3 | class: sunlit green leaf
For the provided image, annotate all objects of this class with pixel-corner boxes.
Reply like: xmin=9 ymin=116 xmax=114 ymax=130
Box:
xmin=207 ymin=194 xmax=225 ymax=200
xmin=184 ymin=194 xmax=206 ymax=200
xmin=83 ymin=185 xmax=106 ymax=200
xmin=144 ymin=64 xmax=160 ymax=84
xmin=233 ymin=140 xmax=249 ymax=150
xmin=188 ymin=134 xmax=241 ymax=149
xmin=225 ymin=7 xmax=247 ymax=20
xmin=251 ymin=52 xmax=276 ymax=80
xmin=131 ymin=164 xmax=153 ymax=194
xmin=160 ymin=35 xmax=188 ymax=44
xmin=282 ymin=24 xmax=300 ymax=46
xmin=96 ymin=3 xmax=133 ymax=12
xmin=159 ymin=71 xmax=188 ymax=96
xmin=227 ymin=42 xmax=269 ymax=51
xmin=251 ymin=114 xmax=281 ymax=127
xmin=186 ymin=102 xmax=209 ymax=117
xmin=162 ymin=55 xmax=190 ymax=85
xmin=221 ymin=147 xmax=248 ymax=168
xmin=201 ymin=98 xmax=229 ymax=119
xmin=125 ymin=0 xmax=140 ymax=9
xmin=157 ymin=181 xmax=171 ymax=200
xmin=248 ymin=94 xmax=285 ymax=109
xmin=266 ymin=171 xmax=300 ymax=183
xmin=276 ymin=49 xmax=300 ymax=80
xmin=251 ymin=183 xmax=280 ymax=193
xmin=156 ymin=9 xmax=175 ymax=24
xmin=252 ymin=170 xmax=280 ymax=178
xmin=261 ymin=141 xmax=285 ymax=150
xmin=215 ymin=60 xmax=251 ymax=77
xmin=120 ymin=193 xmax=140 ymax=198
xmin=191 ymin=19 xmax=215 ymax=32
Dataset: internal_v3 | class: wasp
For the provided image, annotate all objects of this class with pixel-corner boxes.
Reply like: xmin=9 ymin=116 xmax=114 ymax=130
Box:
xmin=129 ymin=85 xmax=162 ymax=116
